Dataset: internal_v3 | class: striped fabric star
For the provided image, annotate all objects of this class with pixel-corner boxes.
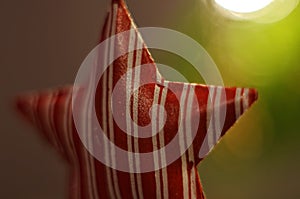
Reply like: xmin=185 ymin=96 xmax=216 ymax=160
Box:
xmin=16 ymin=0 xmax=258 ymax=198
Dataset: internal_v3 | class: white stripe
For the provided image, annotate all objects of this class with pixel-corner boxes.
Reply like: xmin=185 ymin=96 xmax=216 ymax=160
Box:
xmin=185 ymin=86 xmax=195 ymax=159
xmin=68 ymin=92 xmax=82 ymax=198
xmin=207 ymin=86 xmax=216 ymax=150
xmin=76 ymin=65 xmax=93 ymax=199
xmin=214 ymin=87 xmax=222 ymax=143
xmin=133 ymin=31 xmax=144 ymax=199
xmin=102 ymin=62 xmax=114 ymax=198
xmin=152 ymin=85 xmax=161 ymax=199
xmin=63 ymin=92 xmax=73 ymax=159
xmin=159 ymin=82 xmax=169 ymax=199
xmin=206 ymin=87 xmax=222 ymax=148
xmin=178 ymin=85 xmax=189 ymax=153
xmin=43 ymin=93 xmax=57 ymax=145
xmin=102 ymin=7 xmax=115 ymax=199
xmin=198 ymin=86 xmax=217 ymax=159
xmin=48 ymin=91 xmax=63 ymax=151
xmin=235 ymin=88 xmax=242 ymax=120
xmin=179 ymin=84 xmax=189 ymax=199
xmin=243 ymin=88 xmax=249 ymax=112
xmin=185 ymin=86 xmax=197 ymax=198
xmin=85 ymin=46 xmax=99 ymax=199
xmin=64 ymin=92 xmax=81 ymax=198
xmin=107 ymin=3 xmax=122 ymax=199
xmin=190 ymin=167 xmax=197 ymax=198
xmin=33 ymin=94 xmax=51 ymax=142
xmin=126 ymin=25 xmax=138 ymax=199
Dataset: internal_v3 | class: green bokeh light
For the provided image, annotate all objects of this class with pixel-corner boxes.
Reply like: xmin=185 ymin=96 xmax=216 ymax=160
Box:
xmin=155 ymin=1 xmax=300 ymax=198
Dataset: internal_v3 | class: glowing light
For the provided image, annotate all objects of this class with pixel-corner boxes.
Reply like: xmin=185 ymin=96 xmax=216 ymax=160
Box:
xmin=214 ymin=0 xmax=273 ymax=13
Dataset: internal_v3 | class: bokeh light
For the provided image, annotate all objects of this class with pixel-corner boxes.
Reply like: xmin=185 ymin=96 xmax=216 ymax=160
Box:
xmin=211 ymin=0 xmax=299 ymax=23
xmin=214 ymin=0 xmax=273 ymax=13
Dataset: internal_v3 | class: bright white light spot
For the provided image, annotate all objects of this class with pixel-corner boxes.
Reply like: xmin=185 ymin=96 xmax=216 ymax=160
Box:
xmin=215 ymin=0 xmax=273 ymax=13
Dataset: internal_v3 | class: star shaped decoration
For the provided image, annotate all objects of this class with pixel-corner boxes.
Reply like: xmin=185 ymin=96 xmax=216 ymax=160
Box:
xmin=16 ymin=0 xmax=258 ymax=199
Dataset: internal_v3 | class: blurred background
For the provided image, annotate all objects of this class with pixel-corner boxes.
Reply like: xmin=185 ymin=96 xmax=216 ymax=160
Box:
xmin=1 ymin=0 xmax=300 ymax=198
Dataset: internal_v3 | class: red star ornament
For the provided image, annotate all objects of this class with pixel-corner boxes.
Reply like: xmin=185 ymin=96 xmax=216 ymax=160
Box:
xmin=16 ymin=0 xmax=258 ymax=199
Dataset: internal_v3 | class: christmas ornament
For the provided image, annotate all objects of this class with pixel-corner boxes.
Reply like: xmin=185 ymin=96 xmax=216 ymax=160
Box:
xmin=16 ymin=0 xmax=258 ymax=198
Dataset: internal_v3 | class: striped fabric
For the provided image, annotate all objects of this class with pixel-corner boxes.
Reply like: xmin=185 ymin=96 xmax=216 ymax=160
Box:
xmin=15 ymin=0 xmax=258 ymax=198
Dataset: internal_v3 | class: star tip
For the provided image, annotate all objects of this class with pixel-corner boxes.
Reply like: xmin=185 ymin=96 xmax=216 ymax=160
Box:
xmin=248 ymin=88 xmax=259 ymax=107
xmin=13 ymin=94 xmax=32 ymax=121
xmin=13 ymin=89 xmax=44 ymax=119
